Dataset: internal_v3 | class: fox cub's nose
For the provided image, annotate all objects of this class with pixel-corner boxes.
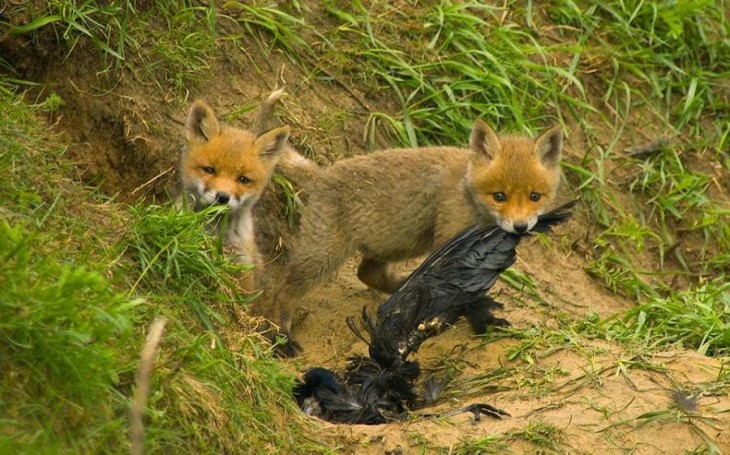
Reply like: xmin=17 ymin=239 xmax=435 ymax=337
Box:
xmin=513 ymin=223 xmax=529 ymax=234
xmin=215 ymin=192 xmax=231 ymax=205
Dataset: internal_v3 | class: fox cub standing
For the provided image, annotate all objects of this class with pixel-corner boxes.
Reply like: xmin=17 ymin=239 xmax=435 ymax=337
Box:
xmin=267 ymin=120 xmax=564 ymax=355
xmin=178 ymin=89 xmax=314 ymax=288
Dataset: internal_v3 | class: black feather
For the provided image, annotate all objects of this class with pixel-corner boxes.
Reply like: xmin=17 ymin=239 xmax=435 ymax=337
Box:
xmin=293 ymin=200 xmax=575 ymax=424
xmin=372 ymin=200 xmax=575 ymax=360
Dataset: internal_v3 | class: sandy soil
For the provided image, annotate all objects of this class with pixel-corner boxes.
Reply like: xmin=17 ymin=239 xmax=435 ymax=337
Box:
xmin=285 ymin=236 xmax=729 ymax=454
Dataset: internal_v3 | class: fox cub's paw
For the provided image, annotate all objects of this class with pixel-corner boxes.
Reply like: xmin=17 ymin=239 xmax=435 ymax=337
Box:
xmin=273 ymin=332 xmax=302 ymax=358
xmin=258 ymin=321 xmax=303 ymax=357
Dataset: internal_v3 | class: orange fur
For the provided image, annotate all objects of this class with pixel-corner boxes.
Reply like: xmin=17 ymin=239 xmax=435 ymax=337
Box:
xmin=181 ymin=126 xmax=284 ymax=209
xmin=468 ymin=123 xmax=563 ymax=233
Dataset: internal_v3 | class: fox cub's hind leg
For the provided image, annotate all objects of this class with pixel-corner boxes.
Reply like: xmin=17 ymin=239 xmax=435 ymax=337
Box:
xmin=357 ymin=257 xmax=407 ymax=294
xmin=265 ymin=217 xmax=356 ymax=356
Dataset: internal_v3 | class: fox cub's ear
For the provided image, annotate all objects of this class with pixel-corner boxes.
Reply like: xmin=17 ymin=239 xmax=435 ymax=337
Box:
xmin=255 ymin=126 xmax=290 ymax=161
xmin=469 ymin=119 xmax=501 ymax=161
xmin=186 ymin=101 xmax=220 ymax=143
xmin=534 ymin=124 xmax=562 ymax=167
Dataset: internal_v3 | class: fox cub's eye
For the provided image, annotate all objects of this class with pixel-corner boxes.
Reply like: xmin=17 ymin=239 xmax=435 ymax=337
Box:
xmin=493 ymin=192 xmax=507 ymax=202
xmin=237 ymin=175 xmax=251 ymax=184
xmin=529 ymin=192 xmax=541 ymax=202
xmin=201 ymin=166 xmax=216 ymax=175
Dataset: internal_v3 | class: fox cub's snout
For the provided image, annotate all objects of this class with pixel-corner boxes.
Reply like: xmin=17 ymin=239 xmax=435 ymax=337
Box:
xmin=181 ymin=100 xmax=290 ymax=212
xmin=467 ymin=120 xmax=563 ymax=234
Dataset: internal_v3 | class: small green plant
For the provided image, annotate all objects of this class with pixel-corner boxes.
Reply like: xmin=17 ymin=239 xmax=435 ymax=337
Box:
xmin=628 ymin=144 xmax=729 ymax=272
xmin=272 ymin=174 xmax=302 ymax=228
xmin=603 ymin=280 xmax=730 ymax=356
xmin=449 ymin=434 xmax=508 ymax=455
xmin=227 ymin=2 xmax=312 ymax=60
xmin=508 ymin=419 xmax=567 ymax=451
xmin=136 ymin=2 xmax=219 ymax=92
xmin=501 ymin=268 xmax=543 ymax=302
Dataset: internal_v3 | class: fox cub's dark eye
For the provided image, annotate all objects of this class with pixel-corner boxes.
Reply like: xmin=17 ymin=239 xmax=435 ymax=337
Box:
xmin=493 ymin=192 xmax=507 ymax=202
xmin=529 ymin=192 xmax=541 ymax=202
xmin=201 ymin=166 xmax=215 ymax=175
xmin=237 ymin=175 xmax=251 ymax=184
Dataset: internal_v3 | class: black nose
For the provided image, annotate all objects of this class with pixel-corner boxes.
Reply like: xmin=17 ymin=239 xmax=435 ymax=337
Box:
xmin=215 ymin=192 xmax=230 ymax=205
xmin=513 ymin=223 xmax=529 ymax=234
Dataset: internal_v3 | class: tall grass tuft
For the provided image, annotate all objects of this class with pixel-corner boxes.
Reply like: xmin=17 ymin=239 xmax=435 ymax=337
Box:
xmin=0 ymin=219 xmax=137 ymax=452
xmin=125 ymin=202 xmax=257 ymax=333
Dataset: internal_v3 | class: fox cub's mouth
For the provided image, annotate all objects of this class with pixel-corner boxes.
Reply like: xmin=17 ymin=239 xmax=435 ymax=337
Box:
xmin=496 ymin=217 xmax=538 ymax=234
xmin=198 ymin=188 xmax=254 ymax=211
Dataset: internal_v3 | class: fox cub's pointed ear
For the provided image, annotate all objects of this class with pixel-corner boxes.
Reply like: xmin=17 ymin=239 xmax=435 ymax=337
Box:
xmin=255 ymin=126 xmax=290 ymax=160
xmin=469 ymin=119 xmax=501 ymax=160
xmin=534 ymin=124 xmax=562 ymax=167
xmin=186 ymin=101 xmax=220 ymax=143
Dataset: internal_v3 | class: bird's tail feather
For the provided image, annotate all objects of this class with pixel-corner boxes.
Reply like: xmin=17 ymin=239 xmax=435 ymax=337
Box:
xmin=346 ymin=315 xmax=369 ymax=347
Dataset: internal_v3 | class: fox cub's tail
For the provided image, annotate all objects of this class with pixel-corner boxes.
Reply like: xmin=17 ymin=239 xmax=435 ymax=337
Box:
xmin=256 ymin=88 xmax=320 ymax=188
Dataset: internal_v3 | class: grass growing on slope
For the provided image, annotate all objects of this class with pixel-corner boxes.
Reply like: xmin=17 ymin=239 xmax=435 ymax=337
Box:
xmin=0 ymin=82 xmax=138 ymax=453
xmin=5 ymin=0 xmax=132 ymax=63
xmin=0 ymin=220 xmax=136 ymax=453
xmin=4 ymin=0 xmax=221 ymax=93
xmin=125 ymin=203 xmax=256 ymax=332
xmin=0 ymin=82 xmax=329 ymax=453
xmin=601 ymin=279 xmax=730 ymax=356
xmin=308 ymin=0 xmax=591 ymax=145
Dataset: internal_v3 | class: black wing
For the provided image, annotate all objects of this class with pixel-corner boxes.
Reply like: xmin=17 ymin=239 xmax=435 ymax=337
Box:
xmin=370 ymin=200 xmax=577 ymax=361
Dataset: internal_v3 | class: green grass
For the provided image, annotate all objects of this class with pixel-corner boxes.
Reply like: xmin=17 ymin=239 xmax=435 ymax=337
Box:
xmin=312 ymin=1 xmax=591 ymax=145
xmin=134 ymin=2 xmax=219 ymax=92
xmin=124 ymin=203 xmax=256 ymax=331
xmin=6 ymin=0 xmax=132 ymax=63
xmin=0 ymin=84 xmax=136 ymax=452
xmin=600 ymin=279 xmax=730 ymax=356
xmin=0 ymin=219 xmax=137 ymax=453
xmin=4 ymin=1 xmax=222 ymax=93
xmin=440 ymin=419 xmax=567 ymax=454
xmin=1 ymin=0 xmax=729 ymax=452
xmin=0 ymin=84 xmax=328 ymax=453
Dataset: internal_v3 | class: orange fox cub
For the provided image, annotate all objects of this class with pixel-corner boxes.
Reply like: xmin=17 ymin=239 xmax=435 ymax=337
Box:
xmin=177 ymin=91 xmax=292 ymax=276
xmin=268 ymin=120 xmax=564 ymax=355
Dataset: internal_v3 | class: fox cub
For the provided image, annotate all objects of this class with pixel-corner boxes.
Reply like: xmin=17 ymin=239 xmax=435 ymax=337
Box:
xmin=177 ymin=89 xmax=311 ymax=285
xmin=267 ymin=120 xmax=564 ymax=355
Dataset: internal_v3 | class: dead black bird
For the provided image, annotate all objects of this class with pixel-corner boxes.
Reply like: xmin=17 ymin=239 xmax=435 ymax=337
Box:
xmin=293 ymin=201 xmax=576 ymax=424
